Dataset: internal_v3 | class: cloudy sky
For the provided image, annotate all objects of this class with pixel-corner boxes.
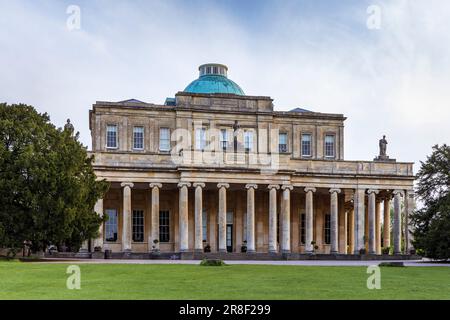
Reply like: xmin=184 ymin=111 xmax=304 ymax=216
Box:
xmin=1 ymin=0 xmax=449 ymax=173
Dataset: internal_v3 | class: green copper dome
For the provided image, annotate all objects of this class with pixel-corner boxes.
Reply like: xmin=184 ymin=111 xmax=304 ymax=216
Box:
xmin=184 ymin=63 xmax=245 ymax=95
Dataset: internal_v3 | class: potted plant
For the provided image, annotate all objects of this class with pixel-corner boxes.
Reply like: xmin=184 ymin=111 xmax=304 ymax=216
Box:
xmin=151 ymin=239 xmax=160 ymax=254
xmin=241 ymin=240 xmax=247 ymax=253
xmin=204 ymin=243 xmax=211 ymax=253
xmin=310 ymin=241 xmax=319 ymax=254
xmin=359 ymin=248 xmax=366 ymax=255
xmin=382 ymin=247 xmax=390 ymax=255
xmin=409 ymin=248 xmax=416 ymax=255
xmin=92 ymin=246 xmax=103 ymax=259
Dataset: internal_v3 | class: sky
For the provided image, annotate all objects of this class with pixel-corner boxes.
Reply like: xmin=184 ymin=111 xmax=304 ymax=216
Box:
xmin=1 ymin=0 xmax=450 ymax=174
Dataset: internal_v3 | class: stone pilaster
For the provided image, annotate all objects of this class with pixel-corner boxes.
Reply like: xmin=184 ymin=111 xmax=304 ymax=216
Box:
xmin=304 ymin=187 xmax=316 ymax=253
xmin=121 ymin=182 xmax=134 ymax=252
xmin=353 ymin=188 xmax=366 ymax=254
xmin=245 ymin=184 xmax=258 ymax=253
xmin=193 ymin=182 xmax=205 ymax=253
xmin=281 ymin=184 xmax=293 ymax=253
xmin=393 ymin=190 xmax=403 ymax=254
xmin=267 ymin=184 xmax=280 ymax=253
xmin=329 ymin=188 xmax=341 ymax=254
xmin=217 ymin=183 xmax=229 ymax=253
xmin=348 ymin=208 xmax=354 ymax=254
xmin=367 ymin=189 xmax=379 ymax=254
xmin=149 ymin=183 xmax=162 ymax=251
xmin=93 ymin=198 xmax=104 ymax=250
xmin=383 ymin=197 xmax=391 ymax=249
xmin=178 ymin=182 xmax=191 ymax=252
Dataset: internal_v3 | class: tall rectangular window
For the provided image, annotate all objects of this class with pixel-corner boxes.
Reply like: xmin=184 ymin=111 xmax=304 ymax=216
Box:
xmin=133 ymin=126 xmax=144 ymax=150
xmin=159 ymin=128 xmax=170 ymax=151
xmin=301 ymin=134 xmax=312 ymax=157
xmin=279 ymin=133 xmax=288 ymax=153
xmin=106 ymin=125 xmax=117 ymax=148
xmin=132 ymin=210 xmax=144 ymax=242
xmin=244 ymin=130 xmax=253 ymax=152
xmin=105 ymin=209 xmax=118 ymax=242
xmin=195 ymin=128 xmax=207 ymax=150
xmin=325 ymin=135 xmax=335 ymax=158
xmin=159 ymin=210 xmax=170 ymax=242
xmin=300 ymin=213 xmax=306 ymax=244
xmin=324 ymin=214 xmax=331 ymax=244
xmin=220 ymin=129 xmax=228 ymax=150
xmin=202 ymin=210 xmax=207 ymax=241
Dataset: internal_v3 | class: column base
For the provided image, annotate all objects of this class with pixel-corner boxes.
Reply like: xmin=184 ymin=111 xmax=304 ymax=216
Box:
xmin=194 ymin=248 xmax=204 ymax=253
xmin=281 ymin=250 xmax=291 ymax=254
xmin=246 ymin=249 xmax=256 ymax=254
xmin=268 ymin=249 xmax=278 ymax=254
xmin=218 ymin=249 xmax=227 ymax=254
xmin=330 ymin=250 xmax=339 ymax=254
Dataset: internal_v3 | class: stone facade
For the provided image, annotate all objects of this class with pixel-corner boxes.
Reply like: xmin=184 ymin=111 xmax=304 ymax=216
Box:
xmin=86 ymin=66 xmax=415 ymax=256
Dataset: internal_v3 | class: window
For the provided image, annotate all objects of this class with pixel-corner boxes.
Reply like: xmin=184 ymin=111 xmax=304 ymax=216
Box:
xmin=325 ymin=135 xmax=335 ymax=158
xmin=300 ymin=213 xmax=306 ymax=244
xmin=105 ymin=209 xmax=118 ymax=242
xmin=279 ymin=133 xmax=288 ymax=153
xmin=220 ymin=129 xmax=228 ymax=150
xmin=195 ymin=128 xmax=207 ymax=150
xmin=159 ymin=128 xmax=170 ymax=151
xmin=244 ymin=130 xmax=253 ymax=152
xmin=301 ymin=134 xmax=312 ymax=157
xmin=106 ymin=125 xmax=117 ymax=148
xmin=132 ymin=210 xmax=144 ymax=242
xmin=324 ymin=214 xmax=331 ymax=244
xmin=202 ymin=210 xmax=207 ymax=241
xmin=159 ymin=210 xmax=170 ymax=242
xmin=133 ymin=126 xmax=144 ymax=150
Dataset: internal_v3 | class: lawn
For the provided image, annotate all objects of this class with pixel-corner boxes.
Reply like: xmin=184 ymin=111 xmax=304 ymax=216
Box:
xmin=0 ymin=260 xmax=449 ymax=299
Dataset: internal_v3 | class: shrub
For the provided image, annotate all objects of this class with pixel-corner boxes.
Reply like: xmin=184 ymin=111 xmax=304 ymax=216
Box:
xmin=379 ymin=262 xmax=405 ymax=267
xmin=200 ymin=259 xmax=226 ymax=266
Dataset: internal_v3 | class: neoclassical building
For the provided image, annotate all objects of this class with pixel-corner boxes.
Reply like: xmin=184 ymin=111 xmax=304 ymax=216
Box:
xmin=87 ymin=63 xmax=415 ymax=258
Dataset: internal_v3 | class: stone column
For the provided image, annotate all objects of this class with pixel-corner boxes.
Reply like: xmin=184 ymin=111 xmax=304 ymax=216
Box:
xmin=367 ymin=189 xmax=379 ymax=254
xmin=405 ymin=190 xmax=415 ymax=254
xmin=121 ymin=182 xmax=134 ymax=252
xmin=268 ymin=184 xmax=280 ymax=253
xmin=329 ymin=188 xmax=341 ymax=254
xmin=383 ymin=197 xmax=391 ymax=249
xmin=304 ymin=187 xmax=316 ymax=253
xmin=245 ymin=184 xmax=258 ymax=253
xmin=178 ymin=182 xmax=191 ymax=252
xmin=93 ymin=198 xmax=104 ymax=250
xmin=393 ymin=190 xmax=403 ymax=254
xmin=217 ymin=183 xmax=229 ymax=253
xmin=193 ymin=183 xmax=205 ymax=253
xmin=375 ymin=199 xmax=382 ymax=254
xmin=149 ymin=183 xmax=162 ymax=251
xmin=281 ymin=185 xmax=293 ymax=253
xmin=348 ymin=208 xmax=354 ymax=254
xmin=353 ymin=188 xmax=366 ymax=254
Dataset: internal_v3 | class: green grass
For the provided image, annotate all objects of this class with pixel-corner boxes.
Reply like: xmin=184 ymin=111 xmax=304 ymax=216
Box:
xmin=0 ymin=261 xmax=449 ymax=299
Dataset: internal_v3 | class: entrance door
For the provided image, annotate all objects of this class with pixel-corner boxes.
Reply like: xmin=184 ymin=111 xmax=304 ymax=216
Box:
xmin=226 ymin=224 xmax=233 ymax=252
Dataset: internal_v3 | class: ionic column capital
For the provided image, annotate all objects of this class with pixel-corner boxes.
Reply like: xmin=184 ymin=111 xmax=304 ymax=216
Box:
xmin=392 ymin=189 xmax=404 ymax=197
xmin=245 ymin=183 xmax=258 ymax=190
xmin=329 ymin=188 xmax=341 ymax=194
xmin=281 ymin=184 xmax=293 ymax=191
xmin=267 ymin=184 xmax=280 ymax=190
xmin=304 ymin=187 xmax=316 ymax=193
xmin=217 ymin=182 xmax=230 ymax=189
xmin=177 ymin=182 xmax=191 ymax=188
xmin=193 ymin=182 xmax=206 ymax=188
xmin=367 ymin=189 xmax=380 ymax=195
xmin=120 ymin=182 xmax=134 ymax=188
xmin=149 ymin=182 xmax=162 ymax=189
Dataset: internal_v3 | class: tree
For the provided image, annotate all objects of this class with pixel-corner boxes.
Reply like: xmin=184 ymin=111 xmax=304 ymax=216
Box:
xmin=411 ymin=144 xmax=450 ymax=260
xmin=0 ymin=103 xmax=109 ymax=255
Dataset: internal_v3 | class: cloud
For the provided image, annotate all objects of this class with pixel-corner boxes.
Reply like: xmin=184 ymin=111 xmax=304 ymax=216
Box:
xmin=0 ymin=0 xmax=449 ymax=174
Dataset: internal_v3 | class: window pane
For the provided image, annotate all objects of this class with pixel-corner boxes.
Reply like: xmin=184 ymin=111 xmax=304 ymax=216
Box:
xmin=301 ymin=134 xmax=311 ymax=156
xmin=279 ymin=133 xmax=287 ymax=152
xmin=159 ymin=210 xmax=170 ymax=242
xmin=133 ymin=126 xmax=144 ymax=149
xmin=106 ymin=125 xmax=117 ymax=148
xmin=105 ymin=209 xmax=118 ymax=242
xmin=196 ymin=128 xmax=206 ymax=150
xmin=159 ymin=128 xmax=170 ymax=151
xmin=244 ymin=131 xmax=253 ymax=151
xmin=325 ymin=135 xmax=335 ymax=157
xmin=132 ymin=210 xmax=144 ymax=242
xmin=202 ymin=210 xmax=207 ymax=241
xmin=220 ymin=129 xmax=227 ymax=149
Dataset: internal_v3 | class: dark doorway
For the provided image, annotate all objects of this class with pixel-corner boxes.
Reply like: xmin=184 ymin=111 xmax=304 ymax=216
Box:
xmin=226 ymin=224 xmax=233 ymax=252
